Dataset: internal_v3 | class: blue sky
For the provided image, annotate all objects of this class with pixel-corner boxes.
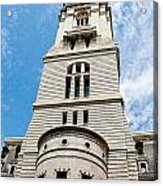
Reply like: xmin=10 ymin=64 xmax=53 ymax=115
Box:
xmin=1 ymin=2 xmax=154 ymax=142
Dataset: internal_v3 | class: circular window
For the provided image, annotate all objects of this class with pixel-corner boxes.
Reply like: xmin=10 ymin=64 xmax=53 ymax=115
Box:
xmin=44 ymin=144 xmax=47 ymax=150
xmin=62 ymin=139 xmax=67 ymax=145
xmin=85 ymin=142 xmax=90 ymax=148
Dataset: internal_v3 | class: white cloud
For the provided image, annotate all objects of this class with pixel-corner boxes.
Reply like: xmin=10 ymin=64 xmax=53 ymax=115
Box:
xmin=1 ymin=28 xmax=11 ymax=60
xmin=1 ymin=7 xmax=20 ymax=71
xmin=121 ymin=66 xmax=153 ymax=103
xmin=112 ymin=1 xmax=154 ymax=131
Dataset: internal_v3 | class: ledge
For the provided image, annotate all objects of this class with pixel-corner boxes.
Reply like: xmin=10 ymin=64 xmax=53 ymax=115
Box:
xmin=43 ymin=46 xmax=119 ymax=62
xmin=33 ymin=93 xmax=123 ymax=109
xmin=4 ymin=137 xmax=25 ymax=146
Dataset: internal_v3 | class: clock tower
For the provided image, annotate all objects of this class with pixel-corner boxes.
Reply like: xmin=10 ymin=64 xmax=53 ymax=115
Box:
xmin=15 ymin=3 xmax=138 ymax=180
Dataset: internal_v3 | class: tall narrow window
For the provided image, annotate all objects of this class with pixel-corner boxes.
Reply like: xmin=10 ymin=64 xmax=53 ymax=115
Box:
xmin=67 ymin=65 xmax=72 ymax=74
xmin=56 ymin=171 xmax=67 ymax=179
xmin=75 ymin=76 xmax=80 ymax=97
xmin=15 ymin=145 xmax=21 ymax=158
xmin=73 ymin=111 xmax=78 ymax=125
xmin=65 ymin=77 xmax=71 ymax=98
xmin=84 ymin=75 xmax=90 ymax=97
xmin=83 ymin=110 xmax=89 ymax=124
xmin=85 ymin=17 xmax=89 ymax=25
xmin=77 ymin=19 xmax=80 ymax=26
xmin=62 ymin=112 xmax=67 ymax=124
xmin=81 ymin=19 xmax=84 ymax=26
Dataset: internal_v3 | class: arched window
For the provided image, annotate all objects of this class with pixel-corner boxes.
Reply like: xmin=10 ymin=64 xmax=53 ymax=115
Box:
xmin=65 ymin=62 xmax=90 ymax=99
xmin=76 ymin=10 xmax=89 ymax=27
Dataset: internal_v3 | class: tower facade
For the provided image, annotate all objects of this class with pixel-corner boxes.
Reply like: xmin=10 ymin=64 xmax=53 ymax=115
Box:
xmin=15 ymin=3 xmax=138 ymax=180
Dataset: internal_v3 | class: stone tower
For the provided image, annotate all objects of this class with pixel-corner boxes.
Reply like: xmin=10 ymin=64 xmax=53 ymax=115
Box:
xmin=15 ymin=3 xmax=138 ymax=180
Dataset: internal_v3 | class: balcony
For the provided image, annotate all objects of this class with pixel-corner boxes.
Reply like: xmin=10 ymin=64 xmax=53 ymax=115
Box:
xmin=63 ymin=26 xmax=97 ymax=42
